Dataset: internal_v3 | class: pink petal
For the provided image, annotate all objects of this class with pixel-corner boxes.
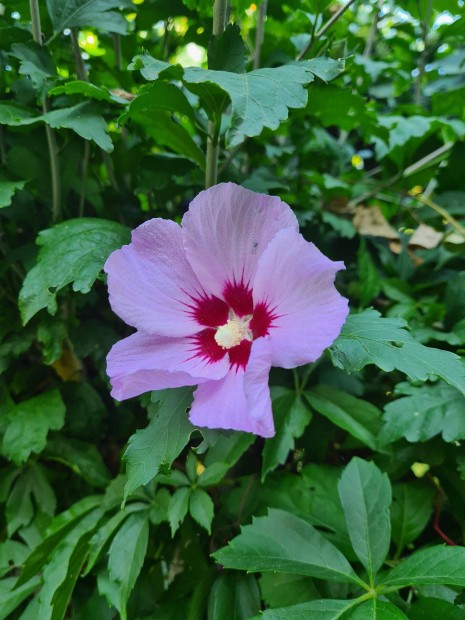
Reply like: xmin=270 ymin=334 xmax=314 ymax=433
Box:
xmin=105 ymin=219 xmax=204 ymax=337
xmin=189 ymin=338 xmax=274 ymax=437
xmin=253 ymin=228 xmax=349 ymax=368
xmin=182 ymin=183 xmax=298 ymax=299
xmin=107 ymin=331 xmax=229 ymax=400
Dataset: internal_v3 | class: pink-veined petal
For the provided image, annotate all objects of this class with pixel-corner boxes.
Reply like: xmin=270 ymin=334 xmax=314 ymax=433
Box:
xmin=182 ymin=183 xmax=298 ymax=298
xmin=105 ymin=219 xmax=204 ymax=337
xmin=107 ymin=331 xmax=229 ymax=400
xmin=253 ymin=228 xmax=349 ymax=368
xmin=189 ymin=338 xmax=274 ymax=437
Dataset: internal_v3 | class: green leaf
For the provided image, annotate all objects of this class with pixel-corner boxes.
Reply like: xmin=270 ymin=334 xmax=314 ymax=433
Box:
xmin=0 ymin=103 xmax=36 ymax=125
xmin=262 ymin=391 xmax=312 ymax=481
xmin=126 ymin=83 xmax=205 ymax=168
xmin=84 ymin=503 xmax=147 ymax=576
xmin=1 ymin=390 xmax=66 ymax=464
xmin=17 ymin=496 xmax=102 ymax=587
xmin=129 ymin=55 xmax=184 ymax=81
xmin=104 ymin=511 xmax=149 ymax=620
xmin=409 ymin=597 xmax=465 ymax=619
xmin=391 ymin=482 xmax=435 ymax=554
xmin=124 ymin=387 xmax=194 ymax=500
xmin=182 ymin=64 xmax=315 ymax=147
xmin=329 ymin=309 xmax=465 ymax=396
xmin=259 ymin=599 xmax=355 ymax=620
xmin=347 ymin=600 xmax=409 ymax=619
xmin=302 ymin=57 xmax=346 ymax=82
xmin=213 ymin=509 xmax=364 ymax=586
xmin=199 ymin=432 xmax=255 ymax=486
xmin=19 ymin=218 xmax=130 ymax=324
xmin=0 ymin=541 xmax=29 ymax=578
xmin=48 ymin=81 xmax=111 ymax=102
xmin=189 ymin=488 xmax=214 ymax=534
xmin=208 ymin=23 xmax=247 ymax=73
xmin=133 ymin=55 xmax=343 ymax=147
xmin=338 ymin=458 xmax=391 ymax=579
xmin=169 ymin=487 xmax=191 ymax=536
xmin=10 ymin=42 xmax=56 ymax=91
xmin=304 ymin=386 xmax=383 ymax=451
xmin=259 ymin=573 xmax=320 ymax=609
xmin=0 ymin=179 xmax=26 ymax=208
xmin=382 ymin=546 xmax=465 ymax=588
xmin=381 ymin=383 xmax=465 ymax=443
xmin=45 ymin=435 xmax=112 ymax=487
xmin=35 ymin=508 xmax=103 ymax=620
xmin=40 ymin=102 xmax=113 ymax=151
xmin=46 ymin=0 xmax=131 ymax=36
xmin=208 ymin=573 xmax=260 ymax=620
xmin=0 ymin=576 xmax=41 ymax=620
xmin=300 ymin=464 xmax=351 ymax=555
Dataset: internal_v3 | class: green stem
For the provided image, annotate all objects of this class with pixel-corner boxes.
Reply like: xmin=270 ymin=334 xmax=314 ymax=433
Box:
xmin=29 ymin=0 xmax=42 ymax=43
xmin=71 ymin=29 xmax=88 ymax=81
xmin=30 ymin=0 xmax=61 ymax=222
xmin=297 ymin=0 xmax=357 ymax=60
xmin=253 ymin=0 xmax=267 ymax=69
xmin=113 ymin=34 xmax=122 ymax=72
xmin=205 ymin=0 xmax=228 ymax=188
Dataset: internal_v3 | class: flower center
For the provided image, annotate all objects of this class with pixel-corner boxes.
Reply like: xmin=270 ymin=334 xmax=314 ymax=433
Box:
xmin=214 ymin=312 xmax=253 ymax=349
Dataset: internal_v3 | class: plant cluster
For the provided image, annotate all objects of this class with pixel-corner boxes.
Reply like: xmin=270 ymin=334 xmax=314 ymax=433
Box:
xmin=1 ymin=0 xmax=465 ymax=618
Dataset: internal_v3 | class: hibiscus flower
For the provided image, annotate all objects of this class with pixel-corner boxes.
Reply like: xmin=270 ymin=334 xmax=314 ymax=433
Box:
xmin=105 ymin=183 xmax=348 ymax=437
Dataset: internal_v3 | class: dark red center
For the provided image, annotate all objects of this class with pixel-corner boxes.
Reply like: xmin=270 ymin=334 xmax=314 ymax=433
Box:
xmin=188 ymin=280 xmax=274 ymax=371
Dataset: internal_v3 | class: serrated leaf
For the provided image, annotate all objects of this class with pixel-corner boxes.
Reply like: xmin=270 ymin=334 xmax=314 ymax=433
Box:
xmin=329 ymin=309 xmax=465 ymax=396
xmin=381 ymin=383 xmax=465 ymax=444
xmin=208 ymin=573 xmax=260 ymax=620
xmin=105 ymin=511 xmax=149 ymax=620
xmin=124 ymin=387 xmax=194 ymax=500
xmin=19 ymin=218 xmax=130 ymax=324
xmin=10 ymin=42 xmax=56 ymax=91
xmin=169 ymin=487 xmax=191 ymax=536
xmin=128 ymin=55 xmax=184 ymax=81
xmin=49 ymin=81 xmax=111 ymax=102
xmin=382 ymin=546 xmax=465 ymax=588
xmin=259 ymin=599 xmax=355 ymax=620
xmin=126 ymin=82 xmax=205 ymax=168
xmin=46 ymin=0 xmax=131 ymax=35
xmin=304 ymin=386 xmax=382 ymax=451
xmin=213 ymin=509 xmax=364 ymax=586
xmin=182 ymin=64 xmax=315 ymax=147
xmin=262 ymin=391 xmax=311 ymax=481
xmin=40 ymin=102 xmax=113 ymax=151
xmin=1 ymin=390 xmax=66 ymax=465
xmin=391 ymin=482 xmax=435 ymax=554
xmin=208 ymin=23 xmax=247 ymax=73
xmin=0 ymin=179 xmax=26 ymax=208
xmin=347 ymin=600 xmax=408 ymax=619
xmin=189 ymin=488 xmax=214 ymax=533
xmin=338 ymin=458 xmax=391 ymax=579
xmin=132 ymin=54 xmax=344 ymax=147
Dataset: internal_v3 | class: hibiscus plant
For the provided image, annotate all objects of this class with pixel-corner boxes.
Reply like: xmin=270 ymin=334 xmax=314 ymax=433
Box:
xmin=2 ymin=1 xmax=465 ymax=619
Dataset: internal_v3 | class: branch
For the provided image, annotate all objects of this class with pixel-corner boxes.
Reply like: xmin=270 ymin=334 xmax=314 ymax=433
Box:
xmin=297 ymin=0 xmax=358 ymax=61
xmin=29 ymin=0 xmax=61 ymax=222
xmin=205 ymin=0 xmax=228 ymax=188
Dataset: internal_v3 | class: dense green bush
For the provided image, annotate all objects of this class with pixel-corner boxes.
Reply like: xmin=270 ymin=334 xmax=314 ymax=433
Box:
xmin=2 ymin=0 xmax=465 ymax=618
